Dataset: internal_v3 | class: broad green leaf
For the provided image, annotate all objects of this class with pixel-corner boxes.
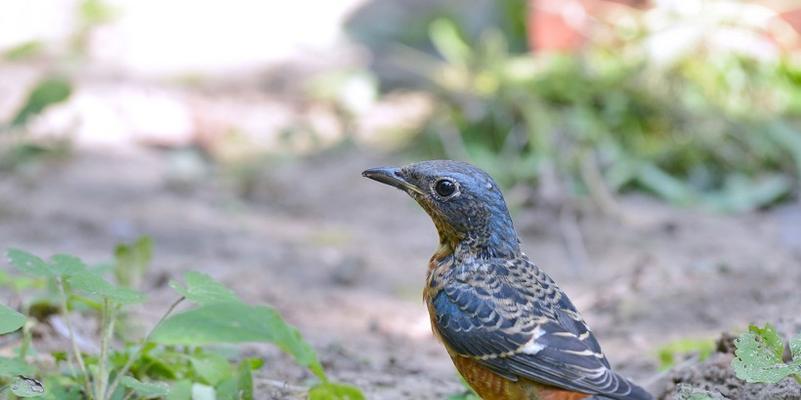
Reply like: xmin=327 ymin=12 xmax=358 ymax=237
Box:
xmin=215 ymin=377 xmax=238 ymax=400
xmin=749 ymin=324 xmax=785 ymax=360
xmin=191 ymin=383 xmax=215 ymax=400
xmin=10 ymin=375 xmax=45 ymax=397
xmin=11 ymin=77 xmax=72 ymax=127
xmin=166 ymin=380 xmax=192 ymax=400
xmin=0 ymin=357 xmax=35 ymax=377
xmin=190 ymin=353 xmax=232 ymax=386
xmin=170 ymin=272 xmax=239 ymax=305
xmin=308 ymin=382 xmax=365 ymax=400
xmin=732 ymin=324 xmax=801 ymax=384
xmin=0 ymin=303 xmax=25 ymax=334
xmin=120 ymin=376 xmax=169 ymax=398
xmin=151 ymin=302 xmax=325 ymax=380
xmin=66 ymin=270 xmax=145 ymax=304
xmin=7 ymin=249 xmax=52 ymax=277
xmin=49 ymin=254 xmax=89 ymax=277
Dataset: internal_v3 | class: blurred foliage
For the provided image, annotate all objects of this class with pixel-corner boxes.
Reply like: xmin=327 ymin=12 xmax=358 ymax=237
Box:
xmin=657 ymin=338 xmax=716 ymax=370
xmin=9 ymin=77 xmax=72 ymax=128
xmin=381 ymin=1 xmax=801 ymax=211
xmin=345 ymin=0 xmax=527 ymax=88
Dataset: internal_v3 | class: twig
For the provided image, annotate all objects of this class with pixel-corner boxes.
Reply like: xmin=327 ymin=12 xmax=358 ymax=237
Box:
xmin=57 ymin=277 xmax=94 ymax=398
xmin=104 ymin=296 xmax=185 ymax=398
xmin=579 ymin=149 xmax=620 ymax=219
xmin=559 ymin=204 xmax=589 ymax=273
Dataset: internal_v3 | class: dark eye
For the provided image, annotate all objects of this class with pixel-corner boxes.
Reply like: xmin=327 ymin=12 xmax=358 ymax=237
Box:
xmin=434 ymin=179 xmax=456 ymax=197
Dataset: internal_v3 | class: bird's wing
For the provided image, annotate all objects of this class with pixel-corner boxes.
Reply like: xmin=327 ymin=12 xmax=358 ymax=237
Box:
xmin=431 ymin=258 xmax=645 ymax=399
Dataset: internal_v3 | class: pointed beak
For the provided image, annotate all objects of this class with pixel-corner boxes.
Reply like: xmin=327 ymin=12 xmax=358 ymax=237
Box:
xmin=362 ymin=166 xmax=425 ymax=195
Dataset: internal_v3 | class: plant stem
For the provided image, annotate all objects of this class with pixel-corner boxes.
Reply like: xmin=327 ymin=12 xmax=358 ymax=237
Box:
xmin=104 ymin=296 xmax=185 ymax=398
xmin=57 ymin=277 xmax=94 ymax=398
xmin=96 ymin=299 xmax=115 ymax=400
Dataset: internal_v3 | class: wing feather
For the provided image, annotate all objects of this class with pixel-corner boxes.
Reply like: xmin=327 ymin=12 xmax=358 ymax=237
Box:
xmin=431 ymin=258 xmax=650 ymax=400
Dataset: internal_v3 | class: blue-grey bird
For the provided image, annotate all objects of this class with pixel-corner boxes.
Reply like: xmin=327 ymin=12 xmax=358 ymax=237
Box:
xmin=363 ymin=160 xmax=652 ymax=400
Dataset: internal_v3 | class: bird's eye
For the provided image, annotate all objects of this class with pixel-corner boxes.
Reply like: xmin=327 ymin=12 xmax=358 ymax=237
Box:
xmin=434 ymin=179 xmax=457 ymax=198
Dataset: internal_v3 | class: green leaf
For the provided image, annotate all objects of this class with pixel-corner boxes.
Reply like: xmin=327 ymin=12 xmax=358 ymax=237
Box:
xmin=0 ymin=303 xmax=26 ymax=334
xmin=749 ymin=324 xmax=785 ymax=360
xmin=635 ymin=164 xmax=694 ymax=205
xmin=656 ymin=338 xmax=716 ymax=370
xmin=66 ymin=270 xmax=145 ymax=304
xmin=50 ymin=254 xmax=89 ymax=277
xmin=7 ymin=249 xmax=53 ymax=277
xmin=0 ymin=357 xmax=35 ymax=377
xmin=191 ymin=383 xmax=215 ymax=400
xmin=170 ymin=272 xmax=240 ymax=305
xmin=308 ymin=382 xmax=365 ymax=400
xmin=429 ymin=18 xmax=471 ymax=66
xmin=150 ymin=302 xmax=325 ymax=380
xmin=114 ymin=236 xmax=153 ymax=288
xmin=732 ymin=324 xmax=801 ymax=384
xmin=3 ymin=41 xmax=43 ymax=61
xmin=120 ymin=376 xmax=169 ymax=398
xmin=166 ymin=380 xmax=192 ymax=400
xmin=11 ymin=76 xmax=72 ymax=127
xmin=10 ymin=375 xmax=45 ymax=397
xmin=190 ymin=353 xmax=232 ymax=386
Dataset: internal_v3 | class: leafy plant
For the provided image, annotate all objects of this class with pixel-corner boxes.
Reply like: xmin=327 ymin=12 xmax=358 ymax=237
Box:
xmin=732 ymin=323 xmax=801 ymax=385
xmin=0 ymin=238 xmax=363 ymax=399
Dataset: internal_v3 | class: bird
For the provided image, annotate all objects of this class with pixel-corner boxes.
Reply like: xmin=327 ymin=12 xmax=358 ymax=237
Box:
xmin=362 ymin=160 xmax=652 ymax=400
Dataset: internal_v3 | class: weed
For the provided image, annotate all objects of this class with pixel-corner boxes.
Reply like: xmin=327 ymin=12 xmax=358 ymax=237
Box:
xmin=0 ymin=237 xmax=363 ymax=399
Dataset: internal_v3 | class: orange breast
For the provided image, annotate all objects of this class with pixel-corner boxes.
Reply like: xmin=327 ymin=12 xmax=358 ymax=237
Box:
xmin=451 ymin=356 xmax=590 ymax=400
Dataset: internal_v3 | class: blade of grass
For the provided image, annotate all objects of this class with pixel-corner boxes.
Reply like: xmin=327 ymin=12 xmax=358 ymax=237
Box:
xmin=104 ymin=296 xmax=185 ymax=398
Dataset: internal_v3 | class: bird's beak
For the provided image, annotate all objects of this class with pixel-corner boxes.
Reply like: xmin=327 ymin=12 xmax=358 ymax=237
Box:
xmin=362 ymin=166 xmax=425 ymax=195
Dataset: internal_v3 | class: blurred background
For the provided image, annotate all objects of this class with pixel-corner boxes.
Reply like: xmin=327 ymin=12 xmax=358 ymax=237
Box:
xmin=2 ymin=0 xmax=801 ymax=398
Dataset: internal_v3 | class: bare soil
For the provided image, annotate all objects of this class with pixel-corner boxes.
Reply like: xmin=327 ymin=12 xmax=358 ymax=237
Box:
xmin=1 ymin=147 xmax=800 ymax=399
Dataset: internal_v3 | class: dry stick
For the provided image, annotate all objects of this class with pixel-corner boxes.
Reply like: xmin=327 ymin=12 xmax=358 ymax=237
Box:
xmin=579 ymin=150 xmax=621 ymax=219
xmin=57 ymin=277 xmax=94 ymax=399
xmin=559 ymin=205 xmax=589 ymax=273
xmin=103 ymin=296 xmax=185 ymax=399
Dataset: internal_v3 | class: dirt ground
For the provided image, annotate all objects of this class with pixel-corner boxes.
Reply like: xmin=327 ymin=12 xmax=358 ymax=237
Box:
xmin=1 ymin=147 xmax=801 ymax=399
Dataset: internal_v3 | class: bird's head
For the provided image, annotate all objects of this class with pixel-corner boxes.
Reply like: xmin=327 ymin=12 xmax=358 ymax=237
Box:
xmin=363 ymin=160 xmax=520 ymax=258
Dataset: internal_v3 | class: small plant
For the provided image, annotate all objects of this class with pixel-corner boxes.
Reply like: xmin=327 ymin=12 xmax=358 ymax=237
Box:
xmin=656 ymin=338 xmax=716 ymax=371
xmin=0 ymin=238 xmax=363 ymax=399
xmin=732 ymin=323 xmax=801 ymax=385
xmin=674 ymin=384 xmax=715 ymax=400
